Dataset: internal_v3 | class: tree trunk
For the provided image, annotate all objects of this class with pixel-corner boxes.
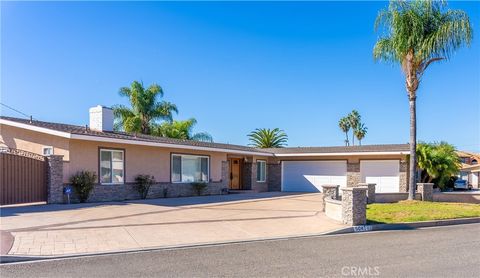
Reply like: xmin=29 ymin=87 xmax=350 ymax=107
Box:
xmin=351 ymin=131 xmax=355 ymax=146
xmin=345 ymin=132 xmax=349 ymax=146
xmin=408 ymin=96 xmax=417 ymax=200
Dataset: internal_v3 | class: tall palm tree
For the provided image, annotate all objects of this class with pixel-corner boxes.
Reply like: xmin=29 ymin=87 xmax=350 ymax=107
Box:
xmin=338 ymin=117 xmax=351 ymax=146
xmin=248 ymin=128 xmax=288 ymax=148
xmin=354 ymin=123 xmax=368 ymax=146
xmin=154 ymin=118 xmax=213 ymax=142
xmin=374 ymin=0 xmax=472 ymax=200
xmin=113 ymin=81 xmax=178 ymax=134
xmin=348 ymin=110 xmax=361 ymax=146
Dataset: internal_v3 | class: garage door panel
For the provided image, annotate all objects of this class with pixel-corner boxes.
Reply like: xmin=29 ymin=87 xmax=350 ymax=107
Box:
xmin=361 ymin=160 xmax=400 ymax=193
xmin=282 ymin=161 xmax=347 ymax=192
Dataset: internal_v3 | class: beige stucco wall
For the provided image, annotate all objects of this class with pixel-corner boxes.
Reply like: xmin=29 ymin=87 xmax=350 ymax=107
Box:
xmin=68 ymin=140 xmax=228 ymax=183
xmin=0 ymin=124 xmax=71 ymax=181
xmin=0 ymin=124 xmax=230 ymax=183
xmin=0 ymin=125 xmax=70 ymax=159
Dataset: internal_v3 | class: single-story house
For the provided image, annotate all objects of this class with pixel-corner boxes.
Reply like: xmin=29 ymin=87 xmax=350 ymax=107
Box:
xmin=457 ymin=151 xmax=479 ymax=188
xmin=0 ymin=106 xmax=410 ymax=202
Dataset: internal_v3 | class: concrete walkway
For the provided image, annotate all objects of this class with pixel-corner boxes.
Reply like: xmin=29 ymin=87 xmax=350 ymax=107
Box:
xmin=0 ymin=192 xmax=345 ymax=257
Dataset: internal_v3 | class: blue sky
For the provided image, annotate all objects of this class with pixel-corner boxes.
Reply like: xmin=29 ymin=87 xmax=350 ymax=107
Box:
xmin=1 ymin=1 xmax=479 ymax=151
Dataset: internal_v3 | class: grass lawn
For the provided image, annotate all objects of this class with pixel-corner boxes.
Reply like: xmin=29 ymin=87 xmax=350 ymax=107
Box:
xmin=366 ymin=201 xmax=480 ymax=224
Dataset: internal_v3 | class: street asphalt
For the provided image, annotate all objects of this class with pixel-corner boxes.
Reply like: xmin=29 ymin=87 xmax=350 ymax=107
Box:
xmin=1 ymin=223 xmax=479 ymax=278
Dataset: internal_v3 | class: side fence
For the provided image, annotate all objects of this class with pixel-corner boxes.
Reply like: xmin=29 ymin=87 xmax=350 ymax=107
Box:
xmin=0 ymin=148 xmax=47 ymax=205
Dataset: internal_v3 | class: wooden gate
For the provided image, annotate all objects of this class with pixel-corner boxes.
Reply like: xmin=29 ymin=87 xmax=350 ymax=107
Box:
xmin=0 ymin=148 xmax=47 ymax=205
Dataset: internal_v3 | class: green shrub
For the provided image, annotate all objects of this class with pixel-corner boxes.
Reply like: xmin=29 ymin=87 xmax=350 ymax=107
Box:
xmin=135 ymin=175 xmax=155 ymax=199
xmin=191 ymin=182 xmax=207 ymax=196
xmin=70 ymin=171 xmax=97 ymax=203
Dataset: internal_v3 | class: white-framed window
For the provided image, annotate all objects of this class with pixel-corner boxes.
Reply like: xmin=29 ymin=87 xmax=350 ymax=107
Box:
xmin=171 ymin=154 xmax=209 ymax=183
xmin=42 ymin=146 xmax=54 ymax=156
xmin=256 ymin=160 xmax=266 ymax=182
xmin=99 ymin=149 xmax=124 ymax=184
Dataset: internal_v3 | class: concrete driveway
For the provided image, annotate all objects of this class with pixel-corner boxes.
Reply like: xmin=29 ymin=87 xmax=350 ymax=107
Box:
xmin=0 ymin=192 xmax=345 ymax=257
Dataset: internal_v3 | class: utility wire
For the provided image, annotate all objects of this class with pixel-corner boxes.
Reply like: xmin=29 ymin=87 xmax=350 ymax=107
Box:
xmin=0 ymin=103 xmax=35 ymax=120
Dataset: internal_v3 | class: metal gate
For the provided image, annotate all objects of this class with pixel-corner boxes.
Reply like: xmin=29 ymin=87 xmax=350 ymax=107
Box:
xmin=0 ymin=148 xmax=47 ymax=205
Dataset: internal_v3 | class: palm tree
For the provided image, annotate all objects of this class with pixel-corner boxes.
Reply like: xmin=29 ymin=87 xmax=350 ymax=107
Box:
xmin=373 ymin=0 xmax=472 ymax=200
xmin=154 ymin=118 xmax=213 ymax=142
xmin=417 ymin=142 xmax=461 ymax=190
xmin=348 ymin=110 xmax=361 ymax=146
xmin=113 ymin=81 xmax=178 ymax=134
xmin=338 ymin=117 xmax=351 ymax=146
xmin=248 ymin=128 xmax=288 ymax=148
xmin=354 ymin=123 xmax=368 ymax=146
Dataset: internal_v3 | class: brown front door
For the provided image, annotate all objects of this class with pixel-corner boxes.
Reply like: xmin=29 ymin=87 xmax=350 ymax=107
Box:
xmin=229 ymin=159 xmax=242 ymax=189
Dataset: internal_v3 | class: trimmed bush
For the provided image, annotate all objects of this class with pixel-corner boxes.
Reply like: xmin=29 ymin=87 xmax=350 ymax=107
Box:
xmin=191 ymin=182 xmax=207 ymax=196
xmin=70 ymin=171 xmax=97 ymax=203
xmin=135 ymin=175 xmax=155 ymax=199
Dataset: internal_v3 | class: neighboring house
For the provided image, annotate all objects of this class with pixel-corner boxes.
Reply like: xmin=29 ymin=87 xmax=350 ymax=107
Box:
xmin=0 ymin=106 xmax=410 ymax=203
xmin=457 ymin=151 xmax=480 ymax=189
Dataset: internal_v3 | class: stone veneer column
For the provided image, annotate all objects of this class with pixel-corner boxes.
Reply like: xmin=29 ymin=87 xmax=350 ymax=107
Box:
xmin=243 ymin=160 xmax=268 ymax=192
xmin=220 ymin=161 xmax=229 ymax=194
xmin=357 ymin=183 xmax=376 ymax=204
xmin=321 ymin=184 xmax=339 ymax=211
xmin=341 ymin=187 xmax=367 ymax=226
xmin=399 ymin=160 xmax=408 ymax=192
xmin=417 ymin=183 xmax=433 ymax=201
xmin=347 ymin=162 xmax=360 ymax=187
xmin=242 ymin=162 xmax=253 ymax=190
xmin=46 ymin=155 xmax=64 ymax=204
xmin=267 ymin=163 xmax=281 ymax=191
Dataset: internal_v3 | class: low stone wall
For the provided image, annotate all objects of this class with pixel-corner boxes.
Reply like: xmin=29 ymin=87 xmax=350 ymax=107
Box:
xmin=65 ymin=182 xmax=228 ymax=203
xmin=375 ymin=193 xmax=421 ymax=203
xmin=324 ymin=198 xmax=342 ymax=222
xmin=321 ymin=184 xmax=367 ymax=226
xmin=433 ymin=192 xmax=480 ymax=204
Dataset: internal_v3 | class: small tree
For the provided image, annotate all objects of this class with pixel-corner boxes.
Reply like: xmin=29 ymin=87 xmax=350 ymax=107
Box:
xmin=135 ymin=175 xmax=155 ymax=199
xmin=417 ymin=142 xmax=461 ymax=190
xmin=70 ymin=171 xmax=97 ymax=203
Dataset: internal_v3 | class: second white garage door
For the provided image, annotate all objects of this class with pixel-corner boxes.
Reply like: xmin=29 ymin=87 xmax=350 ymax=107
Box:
xmin=282 ymin=161 xmax=347 ymax=192
xmin=360 ymin=160 xmax=400 ymax=193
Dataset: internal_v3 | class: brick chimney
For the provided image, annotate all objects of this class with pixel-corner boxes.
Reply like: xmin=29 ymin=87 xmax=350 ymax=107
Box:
xmin=89 ymin=105 xmax=114 ymax=132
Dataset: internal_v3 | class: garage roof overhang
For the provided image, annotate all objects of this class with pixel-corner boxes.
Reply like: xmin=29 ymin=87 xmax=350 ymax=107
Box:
xmin=274 ymin=151 xmax=408 ymax=157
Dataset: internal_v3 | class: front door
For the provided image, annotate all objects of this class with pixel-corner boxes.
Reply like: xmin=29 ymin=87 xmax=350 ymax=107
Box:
xmin=229 ymin=159 xmax=242 ymax=189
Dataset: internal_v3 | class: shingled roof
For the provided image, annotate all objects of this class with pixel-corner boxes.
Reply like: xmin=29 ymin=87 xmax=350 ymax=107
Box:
xmin=0 ymin=116 xmax=270 ymax=154
xmin=1 ymin=116 xmax=410 ymax=156
xmin=264 ymin=144 xmax=410 ymax=154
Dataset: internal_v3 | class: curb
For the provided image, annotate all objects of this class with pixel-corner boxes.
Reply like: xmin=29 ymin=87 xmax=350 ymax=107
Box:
xmin=325 ymin=217 xmax=480 ymax=235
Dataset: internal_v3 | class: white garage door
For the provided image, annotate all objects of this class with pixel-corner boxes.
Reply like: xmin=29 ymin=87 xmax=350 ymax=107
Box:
xmin=282 ymin=161 xmax=347 ymax=192
xmin=360 ymin=160 xmax=400 ymax=193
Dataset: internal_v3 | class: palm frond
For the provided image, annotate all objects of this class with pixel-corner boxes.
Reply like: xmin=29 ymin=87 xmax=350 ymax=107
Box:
xmin=248 ymin=128 xmax=288 ymax=148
